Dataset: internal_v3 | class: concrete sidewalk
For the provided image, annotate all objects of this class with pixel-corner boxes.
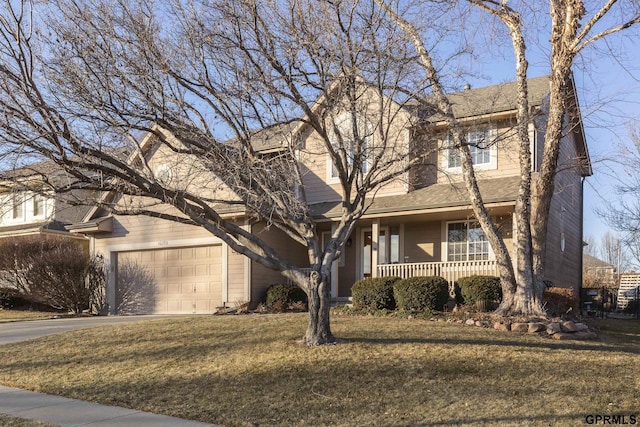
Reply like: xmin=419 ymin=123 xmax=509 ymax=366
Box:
xmin=0 ymin=385 xmax=220 ymax=427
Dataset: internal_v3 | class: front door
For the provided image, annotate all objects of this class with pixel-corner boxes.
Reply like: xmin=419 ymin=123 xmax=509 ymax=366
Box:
xmin=361 ymin=227 xmax=389 ymax=279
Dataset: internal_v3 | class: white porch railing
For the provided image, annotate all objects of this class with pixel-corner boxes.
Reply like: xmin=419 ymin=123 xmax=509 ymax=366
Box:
xmin=377 ymin=260 xmax=499 ymax=287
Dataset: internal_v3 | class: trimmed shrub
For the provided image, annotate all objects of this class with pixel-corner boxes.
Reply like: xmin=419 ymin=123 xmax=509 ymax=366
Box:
xmin=351 ymin=276 xmax=400 ymax=310
xmin=458 ymin=276 xmax=502 ymax=307
xmin=266 ymin=284 xmax=308 ymax=312
xmin=543 ymin=287 xmax=578 ymax=316
xmin=393 ymin=276 xmax=449 ymax=313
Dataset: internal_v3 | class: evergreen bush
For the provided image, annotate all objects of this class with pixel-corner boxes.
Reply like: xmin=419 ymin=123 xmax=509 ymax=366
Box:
xmin=265 ymin=284 xmax=308 ymax=312
xmin=351 ymin=276 xmax=400 ymax=310
xmin=393 ymin=276 xmax=449 ymax=313
xmin=458 ymin=275 xmax=502 ymax=306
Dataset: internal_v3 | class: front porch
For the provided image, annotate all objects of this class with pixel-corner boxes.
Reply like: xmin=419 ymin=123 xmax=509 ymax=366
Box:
xmin=323 ymin=209 xmax=513 ymax=299
xmin=377 ymin=260 xmax=499 ymax=285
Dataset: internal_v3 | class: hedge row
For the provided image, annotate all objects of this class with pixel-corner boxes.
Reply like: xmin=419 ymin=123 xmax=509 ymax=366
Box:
xmin=351 ymin=276 xmax=449 ymax=313
xmin=351 ymin=275 xmax=506 ymax=313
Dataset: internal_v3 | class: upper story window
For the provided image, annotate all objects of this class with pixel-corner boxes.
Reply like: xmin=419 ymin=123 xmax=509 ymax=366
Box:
xmin=12 ymin=195 xmax=23 ymax=219
xmin=33 ymin=194 xmax=45 ymax=217
xmin=327 ymin=114 xmax=371 ymax=182
xmin=446 ymin=221 xmax=491 ymax=262
xmin=446 ymin=127 xmax=497 ymax=172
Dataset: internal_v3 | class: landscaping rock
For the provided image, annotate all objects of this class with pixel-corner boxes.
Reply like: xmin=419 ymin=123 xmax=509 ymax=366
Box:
xmin=574 ymin=323 xmax=589 ymax=332
xmin=465 ymin=319 xmax=476 ymax=326
xmin=552 ymin=332 xmax=575 ymax=340
xmin=475 ymin=321 xmax=491 ymax=328
xmin=573 ymin=331 xmax=597 ymax=340
xmin=511 ymin=322 xmax=529 ymax=333
xmin=546 ymin=323 xmax=562 ymax=335
xmin=528 ymin=322 xmax=545 ymax=333
xmin=561 ymin=321 xmax=578 ymax=332
xmin=493 ymin=322 xmax=510 ymax=332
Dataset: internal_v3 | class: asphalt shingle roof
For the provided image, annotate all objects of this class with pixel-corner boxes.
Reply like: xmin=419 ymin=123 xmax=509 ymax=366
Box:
xmin=310 ymin=176 xmax=520 ymax=219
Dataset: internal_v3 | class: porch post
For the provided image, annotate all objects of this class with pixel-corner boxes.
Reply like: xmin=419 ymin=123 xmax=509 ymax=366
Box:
xmin=372 ymin=219 xmax=380 ymax=278
xmin=330 ymin=223 xmax=339 ymax=298
xmin=107 ymin=252 xmax=117 ymax=315
xmin=512 ymin=212 xmax=518 ymax=276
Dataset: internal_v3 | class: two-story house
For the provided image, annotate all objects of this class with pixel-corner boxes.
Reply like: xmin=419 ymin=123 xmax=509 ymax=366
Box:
xmin=70 ymin=76 xmax=592 ymax=315
xmin=0 ymin=162 xmax=91 ymax=248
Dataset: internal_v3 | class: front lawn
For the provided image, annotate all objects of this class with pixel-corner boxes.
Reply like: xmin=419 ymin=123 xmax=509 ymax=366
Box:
xmin=0 ymin=310 xmax=58 ymax=323
xmin=0 ymin=314 xmax=638 ymax=426
xmin=0 ymin=415 xmax=56 ymax=427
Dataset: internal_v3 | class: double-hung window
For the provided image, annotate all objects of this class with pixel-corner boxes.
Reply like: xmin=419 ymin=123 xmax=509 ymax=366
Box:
xmin=327 ymin=114 xmax=371 ymax=182
xmin=447 ymin=221 xmax=491 ymax=261
xmin=446 ymin=127 xmax=497 ymax=171
xmin=33 ymin=194 xmax=45 ymax=217
xmin=12 ymin=195 xmax=23 ymax=219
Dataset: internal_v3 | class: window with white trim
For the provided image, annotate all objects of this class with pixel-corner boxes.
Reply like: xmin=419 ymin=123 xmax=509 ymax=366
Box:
xmin=327 ymin=114 xmax=371 ymax=182
xmin=12 ymin=195 xmax=23 ymax=219
xmin=446 ymin=127 xmax=497 ymax=171
xmin=33 ymin=194 xmax=45 ymax=217
xmin=447 ymin=221 xmax=491 ymax=261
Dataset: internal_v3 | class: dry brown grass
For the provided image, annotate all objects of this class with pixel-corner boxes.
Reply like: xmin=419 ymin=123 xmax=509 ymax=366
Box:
xmin=0 ymin=415 xmax=56 ymax=427
xmin=0 ymin=310 xmax=58 ymax=323
xmin=0 ymin=314 xmax=638 ymax=426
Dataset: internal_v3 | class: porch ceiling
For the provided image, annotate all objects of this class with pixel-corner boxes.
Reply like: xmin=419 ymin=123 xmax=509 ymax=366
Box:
xmin=310 ymin=175 xmax=519 ymax=220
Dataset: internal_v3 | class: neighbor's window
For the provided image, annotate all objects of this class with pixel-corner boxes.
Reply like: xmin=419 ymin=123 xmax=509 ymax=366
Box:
xmin=12 ymin=195 xmax=23 ymax=219
xmin=33 ymin=194 xmax=45 ymax=216
xmin=446 ymin=128 xmax=496 ymax=170
xmin=447 ymin=221 xmax=490 ymax=261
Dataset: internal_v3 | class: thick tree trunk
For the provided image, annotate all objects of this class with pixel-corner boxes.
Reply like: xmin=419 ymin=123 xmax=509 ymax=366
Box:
xmin=303 ymin=271 xmax=336 ymax=346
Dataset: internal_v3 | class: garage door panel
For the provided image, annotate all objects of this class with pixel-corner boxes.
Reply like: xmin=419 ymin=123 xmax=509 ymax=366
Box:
xmin=117 ymin=245 xmax=222 ymax=315
xmin=167 ymin=266 xmax=181 ymax=278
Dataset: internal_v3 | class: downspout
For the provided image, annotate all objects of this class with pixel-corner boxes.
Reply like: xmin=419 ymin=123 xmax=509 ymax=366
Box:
xmin=579 ymin=176 xmax=585 ymax=315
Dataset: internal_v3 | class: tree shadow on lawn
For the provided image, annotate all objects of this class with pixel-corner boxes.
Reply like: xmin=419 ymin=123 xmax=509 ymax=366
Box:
xmin=29 ymin=357 xmax=608 ymax=427
xmin=427 ymin=413 xmax=594 ymax=426
xmin=343 ymin=335 xmax=640 ymax=355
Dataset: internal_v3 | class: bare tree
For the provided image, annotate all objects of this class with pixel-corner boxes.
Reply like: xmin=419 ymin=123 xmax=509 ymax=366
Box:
xmin=378 ymin=0 xmax=639 ymax=315
xmin=602 ymin=128 xmax=640 ymax=270
xmin=0 ymin=0 xmax=436 ymax=344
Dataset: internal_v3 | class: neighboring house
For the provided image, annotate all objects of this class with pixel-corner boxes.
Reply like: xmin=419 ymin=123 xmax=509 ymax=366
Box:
xmin=70 ymin=75 xmax=592 ymax=315
xmin=582 ymin=254 xmax=617 ymax=313
xmin=0 ymin=162 xmax=91 ymax=248
xmin=583 ymin=254 xmax=617 ymax=288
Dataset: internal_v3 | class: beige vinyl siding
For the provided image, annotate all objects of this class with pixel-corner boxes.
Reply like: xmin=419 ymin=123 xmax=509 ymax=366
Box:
xmin=338 ymin=238 xmax=356 ymax=297
xmin=250 ymin=222 xmax=308 ymax=305
xmin=94 ymin=214 xmax=216 ymax=249
xmin=404 ymin=222 xmax=441 ymax=263
xmin=539 ymin=127 xmax=584 ymax=292
xmin=146 ymin=135 xmax=242 ymax=204
xmin=227 ymin=247 xmax=246 ymax=303
xmin=298 ymin=90 xmax=413 ymax=205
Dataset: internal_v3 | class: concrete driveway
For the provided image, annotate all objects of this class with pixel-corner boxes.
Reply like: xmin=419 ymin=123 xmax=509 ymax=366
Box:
xmin=0 ymin=315 xmax=176 ymax=345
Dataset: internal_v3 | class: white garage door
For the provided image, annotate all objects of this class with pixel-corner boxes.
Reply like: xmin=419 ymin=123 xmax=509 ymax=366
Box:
xmin=117 ymin=245 xmax=222 ymax=314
